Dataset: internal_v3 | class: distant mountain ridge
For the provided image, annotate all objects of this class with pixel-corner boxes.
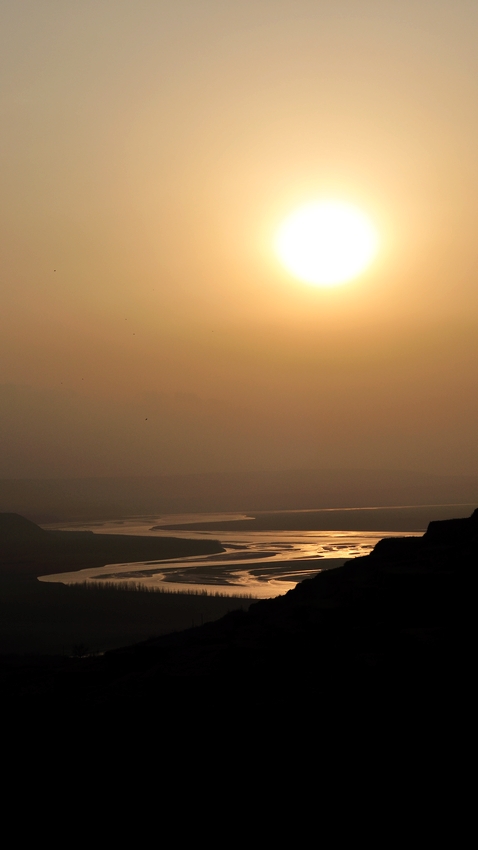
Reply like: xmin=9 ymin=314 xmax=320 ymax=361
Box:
xmin=1 ymin=468 xmax=477 ymax=521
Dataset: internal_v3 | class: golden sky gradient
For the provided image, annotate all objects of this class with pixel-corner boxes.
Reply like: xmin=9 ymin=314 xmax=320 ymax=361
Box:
xmin=1 ymin=1 xmax=478 ymax=477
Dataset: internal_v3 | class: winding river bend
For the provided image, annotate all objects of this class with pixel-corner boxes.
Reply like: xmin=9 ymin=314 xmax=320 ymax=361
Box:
xmin=36 ymin=506 xmax=466 ymax=598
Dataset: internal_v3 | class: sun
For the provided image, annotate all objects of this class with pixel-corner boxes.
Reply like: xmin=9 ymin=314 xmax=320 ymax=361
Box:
xmin=276 ymin=200 xmax=378 ymax=286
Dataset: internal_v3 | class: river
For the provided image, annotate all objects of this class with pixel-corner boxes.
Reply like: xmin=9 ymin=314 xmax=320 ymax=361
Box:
xmin=37 ymin=505 xmax=472 ymax=598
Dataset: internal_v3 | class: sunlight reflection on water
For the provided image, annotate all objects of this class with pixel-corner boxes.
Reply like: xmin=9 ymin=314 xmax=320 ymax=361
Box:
xmin=38 ymin=513 xmax=423 ymax=598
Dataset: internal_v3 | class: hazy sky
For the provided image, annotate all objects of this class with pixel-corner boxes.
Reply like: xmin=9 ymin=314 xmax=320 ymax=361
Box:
xmin=1 ymin=1 xmax=478 ymax=477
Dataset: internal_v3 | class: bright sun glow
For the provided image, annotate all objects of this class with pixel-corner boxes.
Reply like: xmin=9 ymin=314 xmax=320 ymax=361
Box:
xmin=276 ymin=200 xmax=379 ymax=286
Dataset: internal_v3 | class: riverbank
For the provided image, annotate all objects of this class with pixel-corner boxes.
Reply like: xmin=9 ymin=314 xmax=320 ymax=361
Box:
xmin=0 ymin=578 xmax=253 ymax=655
xmin=0 ymin=513 xmax=252 ymax=653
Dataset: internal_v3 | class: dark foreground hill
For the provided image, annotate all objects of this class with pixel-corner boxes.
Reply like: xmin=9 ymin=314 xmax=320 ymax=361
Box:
xmin=1 ymin=509 xmax=476 ymax=713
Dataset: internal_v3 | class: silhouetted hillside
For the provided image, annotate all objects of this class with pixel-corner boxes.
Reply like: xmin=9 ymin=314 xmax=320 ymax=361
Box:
xmin=1 ymin=509 xmax=475 ymax=711
xmin=0 ymin=513 xmax=46 ymax=542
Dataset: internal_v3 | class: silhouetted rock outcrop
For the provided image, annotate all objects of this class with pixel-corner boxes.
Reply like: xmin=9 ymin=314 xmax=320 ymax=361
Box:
xmin=0 ymin=513 xmax=46 ymax=543
xmin=425 ymin=507 xmax=478 ymax=544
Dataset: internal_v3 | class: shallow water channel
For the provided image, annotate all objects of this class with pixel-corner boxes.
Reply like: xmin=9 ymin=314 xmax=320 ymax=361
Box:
xmin=38 ymin=512 xmax=424 ymax=598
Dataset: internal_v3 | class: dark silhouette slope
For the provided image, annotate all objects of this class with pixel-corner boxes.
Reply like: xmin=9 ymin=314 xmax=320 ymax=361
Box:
xmin=106 ymin=508 xmax=476 ymax=679
xmin=0 ymin=513 xmax=46 ymax=542
xmin=1 ymin=509 xmax=475 ymax=709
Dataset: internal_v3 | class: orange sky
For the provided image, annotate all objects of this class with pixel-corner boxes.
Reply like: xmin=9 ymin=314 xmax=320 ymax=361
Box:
xmin=1 ymin=1 xmax=478 ymax=477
